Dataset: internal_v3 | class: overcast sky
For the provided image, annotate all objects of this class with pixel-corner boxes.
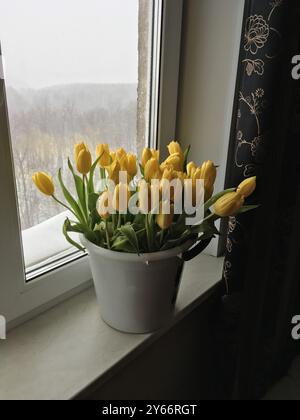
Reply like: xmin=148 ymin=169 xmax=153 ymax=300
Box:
xmin=0 ymin=0 xmax=138 ymax=89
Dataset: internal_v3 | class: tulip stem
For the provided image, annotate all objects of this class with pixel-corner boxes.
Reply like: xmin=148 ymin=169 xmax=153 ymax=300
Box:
xmin=51 ymin=195 xmax=78 ymax=219
xmin=112 ymin=213 xmax=117 ymax=230
xmin=201 ymin=213 xmax=216 ymax=224
xmin=100 ymin=168 xmax=106 ymax=180
xmin=82 ymin=175 xmax=88 ymax=222
xmin=117 ymin=212 xmax=122 ymax=229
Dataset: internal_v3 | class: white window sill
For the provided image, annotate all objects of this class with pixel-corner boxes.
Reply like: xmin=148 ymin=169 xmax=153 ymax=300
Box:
xmin=0 ymin=253 xmax=224 ymax=400
xmin=22 ymin=211 xmax=75 ymax=270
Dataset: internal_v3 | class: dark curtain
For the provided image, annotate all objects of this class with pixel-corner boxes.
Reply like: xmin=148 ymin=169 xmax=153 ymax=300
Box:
xmin=216 ymin=0 xmax=300 ymax=400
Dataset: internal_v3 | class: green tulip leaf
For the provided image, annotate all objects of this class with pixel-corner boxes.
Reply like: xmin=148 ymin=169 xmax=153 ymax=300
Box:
xmin=68 ymin=158 xmax=86 ymax=216
xmin=87 ymin=156 xmax=101 ymax=195
xmin=111 ymin=236 xmax=136 ymax=253
xmin=88 ymin=192 xmax=99 ymax=213
xmin=58 ymin=168 xmax=86 ymax=224
xmin=120 ymin=225 xmax=140 ymax=254
xmin=139 ymin=163 xmax=145 ymax=177
xmin=183 ymin=144 xmax=191 ymax=172
xmin=63 ymin=219 xmax=85 ymax=252
xmin=238 ymin=204 xmax=260 ymax=214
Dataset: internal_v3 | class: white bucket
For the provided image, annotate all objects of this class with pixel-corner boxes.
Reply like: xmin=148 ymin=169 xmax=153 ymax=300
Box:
xmin=82 ymin=237 xmax=195 ymax=333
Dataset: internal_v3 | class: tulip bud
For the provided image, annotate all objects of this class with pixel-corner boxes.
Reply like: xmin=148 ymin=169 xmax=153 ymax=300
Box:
xmin=107 ymin=159 xmax=120 ymax=185
xmin=126 ymin=153 xmax=138 ymax=178
xmin=110 ymin=151 xmax=116 ymax=162
xmin=32 ymin=172 xmax=55 ymax=196
xmin=213 ymin=192 xmax=244 ymax=217
xmin=205 ymin=185 xmax=214 ymax=202
xmin=156 ymin=202 xmax=174 ymax=230
xmin=96 ymin=144 xmax=111 ymax=167
xmin=74 ymin=142 xmax=88 ymax=162
xmin=187 ymin=162 xmax=197 ymax=178
xmin=162 ymin=167 xmax=174 ymax=181
xmin=151 ymin=149 xmax=160 ymax=161
xmin=167 ymin=141 xmax=183 ymax=158
xmin=76 ymin=149 xmax=92 ymax=175
xmin=192 ymin=167 xmax=203 ymax=180
xmin=141 ymin=148 xmax=153 ymax=168
xmin=237 ymin=176 xmax=256 ymax=198
xmin=173 ymin=171 xmax=185 ymax=181
xmin=144 ymin=158 xmax=161 ymax=182
xmin=97 ymin=191 xmax=111 ymax=219
xmin=161 ymin=153 xmax=183 ymax=172
xmin=201 ymin=160 xmax=217 ymax=190
xmin=116 ymin=148 xmax=127 ymax=162
xmin=113 ymin=183 xmax=130 ymax=213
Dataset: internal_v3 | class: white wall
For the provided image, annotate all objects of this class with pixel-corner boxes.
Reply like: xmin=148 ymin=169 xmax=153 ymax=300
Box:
xmin=177 ymin=0 xmax=245 ymax=256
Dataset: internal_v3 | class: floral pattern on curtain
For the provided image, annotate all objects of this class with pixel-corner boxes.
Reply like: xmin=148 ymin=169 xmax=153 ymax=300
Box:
xmin=215 ymin=0 xmax=300 ymax=399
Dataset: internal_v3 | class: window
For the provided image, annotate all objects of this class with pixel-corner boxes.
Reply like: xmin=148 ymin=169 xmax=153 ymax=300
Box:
xmin=0 ymin=0 xmax=183 ymax=326
xmin=1 ymin=0 xmax=150 ymax=275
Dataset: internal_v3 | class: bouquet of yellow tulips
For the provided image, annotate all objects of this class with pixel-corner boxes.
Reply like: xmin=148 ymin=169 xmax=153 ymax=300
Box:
xmin=32 ymin=141 xmax=257 ymax=255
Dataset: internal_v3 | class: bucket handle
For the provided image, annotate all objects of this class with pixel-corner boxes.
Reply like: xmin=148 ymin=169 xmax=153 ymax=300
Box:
xmin=181 ymin=237 xmax=213 ymax=262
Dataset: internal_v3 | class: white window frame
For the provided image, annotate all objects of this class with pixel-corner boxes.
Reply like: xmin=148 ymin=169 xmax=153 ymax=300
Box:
xmin=0 ymin=0 xmax=183 ymax=328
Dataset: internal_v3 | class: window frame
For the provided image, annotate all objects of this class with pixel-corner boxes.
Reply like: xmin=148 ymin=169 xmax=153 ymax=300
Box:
xmin=0 ymin=0 xmax=183 ymax=328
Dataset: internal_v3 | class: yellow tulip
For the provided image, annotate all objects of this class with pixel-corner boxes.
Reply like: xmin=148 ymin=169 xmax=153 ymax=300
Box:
xmin=96 ymin=144 xmax=111 ymax=167
xmin=161 ymin=153 xmax=183 ymax=172
xmin=141 ymin=148 xmax=153 ymax=168
xmin=161 ymin=167 xmax=174 ymax=181
xmin=237 ymin=176 xmax=256 ymax=198
xmin=127 ymin=154 xmax=138 ymax=178
xmin=76 ymin=148 xmax=92 ymax=175
xmin=167 ymin=141 xmax=183 ymax=158
xmin=193 ymin=167 xmax=203 ymax=180
xmin=144 ymin=158 xmax=161 ymax=182
xmin=213 ymin=192 xmax=245 ymax=217
xmin=97 ymin=191 xmax=110 ymax=219
xmin=173 ymin=171 xmax=185 ymax=181
xmin=74 ymin=142 xmax=88 ymax=162
xmin=205 ymin=185 xmax=214 ymax=202
xmin=141 ymin=148 xmax=159 ymax=168
xmin=116 ymin=147 xmax=127 ymax=162
xmin=120 ymin=153 xmax=138 ymax=178
xmin=113 ymin=183 xmax=130 ymax=212
xmin=110 ymin=151 xmax=116 ymax=162
xmin=151 ymin=149 xmax=160 ymax=161
xmin=200 ymin=160 xmax=217 ymax=190
xmin=187 ymin=162 xmax=197 ymax=178
xmin=107 ymin=159 xmax=121 ymax=185
xmin=32 ymin=172 xmax=55 ymax=196
xmin=156 ymin=202 xmax=174 ymax=230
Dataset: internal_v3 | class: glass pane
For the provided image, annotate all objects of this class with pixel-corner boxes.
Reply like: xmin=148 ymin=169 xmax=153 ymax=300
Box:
xmin=0 ymin=0 xmax=154 ymax=274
